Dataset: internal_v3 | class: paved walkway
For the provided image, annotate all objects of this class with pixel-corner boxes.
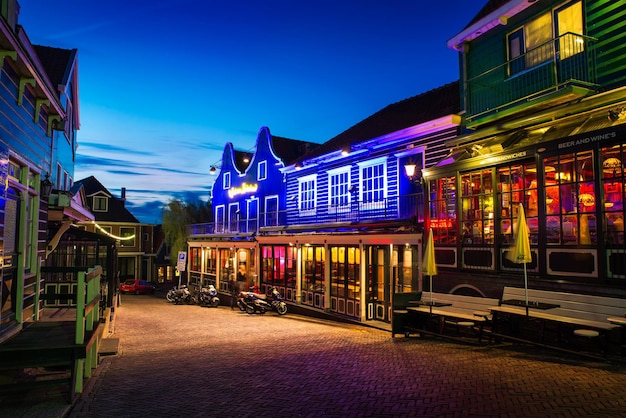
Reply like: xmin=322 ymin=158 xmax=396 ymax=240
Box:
xmin=4 ymin=294 xmax=626 ymax=417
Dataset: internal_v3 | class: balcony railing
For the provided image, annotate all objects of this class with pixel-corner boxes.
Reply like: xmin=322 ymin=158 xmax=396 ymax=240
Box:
xmin=187 ymin=193 xmax=423 ymax=237
xmin=466 ymin=32 xmax=598 ymax=123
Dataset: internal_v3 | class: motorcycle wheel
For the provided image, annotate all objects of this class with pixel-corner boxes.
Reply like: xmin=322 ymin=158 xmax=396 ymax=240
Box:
xmin=237 ymin=300 xmax=246 ymax=311
xmin=246 ymin=304 xmax=256 ymax=315
xmin=276 ymin=302 xmax=288 ymax=315
xmin=210 ymin=297 xmax=220 ymax=308
xmin=187 ymin=296 xmax=197 ymax=305
xmin=166 ymin=292 xmax=176 ymax=303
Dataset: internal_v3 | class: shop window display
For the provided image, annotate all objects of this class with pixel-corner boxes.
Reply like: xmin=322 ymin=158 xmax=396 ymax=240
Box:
xmin=601 ymin=146 xmax=625 ymax=245
xmin=460 ymin=169 xmax=494 ymax=245
xmin=497 ymin=163 xmax=538 ymax=245
xmin=543 ymin=150 xmax=596 ymax=245
xmin=429 ymin=176 xmax=457 ymax=244
xmin=302 ymin=245 xmax=325 ymax=305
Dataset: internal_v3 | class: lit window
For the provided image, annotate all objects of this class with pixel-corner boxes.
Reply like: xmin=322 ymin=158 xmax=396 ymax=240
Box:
xmin=507 ymin=1 xmax=582 ymax=75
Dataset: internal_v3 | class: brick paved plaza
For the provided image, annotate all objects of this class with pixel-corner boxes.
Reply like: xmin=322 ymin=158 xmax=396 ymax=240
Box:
xmin=5 ymin=294 xmax=626 ymax=417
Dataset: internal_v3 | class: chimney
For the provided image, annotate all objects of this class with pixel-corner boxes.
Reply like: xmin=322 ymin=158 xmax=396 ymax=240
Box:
xmin=121 ymin=187 xmax=126 ymax=206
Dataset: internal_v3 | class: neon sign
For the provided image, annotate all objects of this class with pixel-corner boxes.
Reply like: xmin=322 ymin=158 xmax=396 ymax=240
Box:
xmin=431 ymin=219 xmax=454 ymax=229
xmin=228 ymin=182 xmax=258 ymax=198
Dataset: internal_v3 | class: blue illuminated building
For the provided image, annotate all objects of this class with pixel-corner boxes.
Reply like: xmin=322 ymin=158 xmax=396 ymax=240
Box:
xmin=188 ymin=84 xmax=461 ymax=324
xmin=190 ymin=0 xmax=626 ymax=324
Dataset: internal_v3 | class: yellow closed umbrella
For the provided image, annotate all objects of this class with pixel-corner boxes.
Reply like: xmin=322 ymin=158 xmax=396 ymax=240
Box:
xmin=506 ymin=203 xmax=532 ymax=306
xmin=423 ymin=229 xmax=437 ymax=304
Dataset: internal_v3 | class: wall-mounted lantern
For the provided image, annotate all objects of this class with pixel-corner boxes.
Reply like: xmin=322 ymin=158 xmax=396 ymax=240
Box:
xmin=41 ymin=173 xmax=54 ymax=200
xmin=404 ymin=162 xmax=423 ymax=185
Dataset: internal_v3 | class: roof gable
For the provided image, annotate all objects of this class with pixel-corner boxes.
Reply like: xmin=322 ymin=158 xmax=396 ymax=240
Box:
xmin=75 ymin=176 xmax=140 ymax=223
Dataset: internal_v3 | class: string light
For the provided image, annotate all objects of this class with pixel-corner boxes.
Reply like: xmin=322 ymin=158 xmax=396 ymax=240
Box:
xmin=93 ymin=222 xmax=136 ymax=240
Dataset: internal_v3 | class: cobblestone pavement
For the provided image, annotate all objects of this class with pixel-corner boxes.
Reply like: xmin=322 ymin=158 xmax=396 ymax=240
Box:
xmin=6 ymin=294 xmax=626 ymax=417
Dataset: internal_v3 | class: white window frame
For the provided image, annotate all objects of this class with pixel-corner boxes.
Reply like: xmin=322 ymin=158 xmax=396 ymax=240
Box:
xmin=93 ymin=196 xmax=108 ymax=212
xmin=215 ymin=205 xmax=225 ymax=233
xmin=327 ymin=166 xmax=351 ymax=213
xmin=357 ymin=157 xmax=387 ymax=209
xmin=258 ymin=160 xmax=267 ymax=181
xmin=298 ymin=174 xmax=317 ymax=216
xmin=265 ymin=195 xmax=279 ymax=227
xmin=223 ymin=172 xmax=231 ymax=189
xmin=228 ymin=203 xmax=240 ymax=233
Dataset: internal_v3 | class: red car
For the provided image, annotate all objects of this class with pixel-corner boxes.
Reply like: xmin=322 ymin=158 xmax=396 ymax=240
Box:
xmin=119 ymin=279 xmax=155 ymax=295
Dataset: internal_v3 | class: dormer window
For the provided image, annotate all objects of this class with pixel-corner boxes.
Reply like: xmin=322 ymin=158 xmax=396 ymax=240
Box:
xmin=224 ymin=172 xmax=231 ymax=189
xmin=93 ymin=196 xmax=108 ymax=212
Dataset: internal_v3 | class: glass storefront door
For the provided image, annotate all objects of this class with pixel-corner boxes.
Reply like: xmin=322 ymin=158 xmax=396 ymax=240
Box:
xmin=366 ymin=246 xmax=389 ymax=321
xmin=329 ymin=246 xmax=360 ymax=318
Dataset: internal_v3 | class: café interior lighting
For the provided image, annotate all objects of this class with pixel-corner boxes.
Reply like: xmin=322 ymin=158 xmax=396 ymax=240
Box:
xmin=579 ymin=193 xmax=595 ymax=207
xmin=603 ymin=157 xmax=622 ymax=175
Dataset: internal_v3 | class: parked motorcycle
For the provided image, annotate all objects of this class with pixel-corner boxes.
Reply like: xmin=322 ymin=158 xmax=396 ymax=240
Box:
xmin=237 ymin=287 xmax=287 ymax=315
xmin=197 ymin=284 xmax=220 ymax=307
xmin=166 ymin=285 xmax=196 ymax=305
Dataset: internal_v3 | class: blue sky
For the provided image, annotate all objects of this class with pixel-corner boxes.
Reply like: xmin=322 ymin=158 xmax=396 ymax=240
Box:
xmin=20 ymin=0 xmax=484 ymax=223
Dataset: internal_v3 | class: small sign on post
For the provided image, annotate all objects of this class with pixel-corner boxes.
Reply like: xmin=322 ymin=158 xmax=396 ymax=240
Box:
xmin=177 ymin=251 xmax=186 ymax=272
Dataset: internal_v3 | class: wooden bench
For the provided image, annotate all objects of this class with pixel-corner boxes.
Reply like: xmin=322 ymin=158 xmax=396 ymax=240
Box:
xmin=407 ymin=292 xmax=500 ymax=343
xmin=491 ymin=286 xmax=626 ymax=355
xmin=391 ymin=291 xmax=422 ymax=338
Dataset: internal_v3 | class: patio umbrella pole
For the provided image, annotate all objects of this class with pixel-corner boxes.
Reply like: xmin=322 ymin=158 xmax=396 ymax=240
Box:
xmin=524 ymin=263 xmax=529 ymax=316
xmin=430 ymin=274 xmax=433 ymax=313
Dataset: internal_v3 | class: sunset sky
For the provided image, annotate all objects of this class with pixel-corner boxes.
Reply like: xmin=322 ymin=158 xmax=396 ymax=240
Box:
xmin=20 ymin=0 xmax=484 ymax=223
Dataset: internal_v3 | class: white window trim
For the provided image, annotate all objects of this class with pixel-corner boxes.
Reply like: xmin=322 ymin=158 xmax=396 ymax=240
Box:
xmin=357 ymin=157 xmax=388 ymax=208
xmin=265 ymin=195 xmax=279 ymax=226
xmin=298 ymin=174 xmax=317 ymax=216
xmin=327 ymin=166 xmax=351 ymax=214
xmin=223 ymin=172 xmax=231 ymax=189
xmin=93 ymin=195 xmax=108 ymax=212
xmin=258 ymin=160 xmax=267 ymax=181
xmin=215 ymin=205 xmax=225 ymax=233
xmin=228 ymin=202 xmax=240 ymax=233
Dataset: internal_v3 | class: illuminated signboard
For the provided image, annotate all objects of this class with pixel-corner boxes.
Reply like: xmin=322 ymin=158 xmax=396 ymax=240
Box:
xmin=431 ymin=219 xmax=454 ymax=229
xmin=228 ymin=182 xmax=258 ymax=198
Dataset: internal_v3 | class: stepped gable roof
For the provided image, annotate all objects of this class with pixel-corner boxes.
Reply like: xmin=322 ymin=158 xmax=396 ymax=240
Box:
xmin=296 ymin=81 xmax=460 ymax=163
xmin=75 ymin=176 xmax=140 ymax=223
xmin=271 ymin=135 xmax=321 ymax=165
xmin=33 ymin=45 xmax=74 ymax=89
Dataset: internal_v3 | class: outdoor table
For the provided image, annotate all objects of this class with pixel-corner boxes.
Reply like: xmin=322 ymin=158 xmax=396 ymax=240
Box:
xmin=413 ymin=300 xmax=452 ymax=314
xmin=500 ymin=299 xmax=560 ymax=310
